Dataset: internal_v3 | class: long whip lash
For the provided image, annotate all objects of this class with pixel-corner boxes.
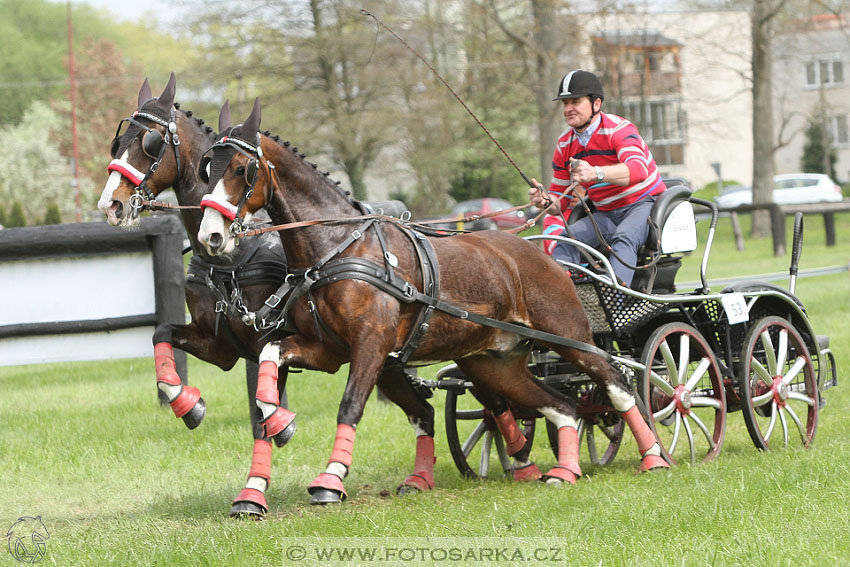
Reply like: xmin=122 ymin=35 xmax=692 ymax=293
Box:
xmin=361 ymin=9 xmax=535 ymax=189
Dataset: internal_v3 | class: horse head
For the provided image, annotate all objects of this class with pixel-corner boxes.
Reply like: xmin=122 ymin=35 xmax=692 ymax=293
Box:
xmin=198 ymin=98 xmax=273 ymax=256
xmin=98 ymin=72 xmax=212 ymax=227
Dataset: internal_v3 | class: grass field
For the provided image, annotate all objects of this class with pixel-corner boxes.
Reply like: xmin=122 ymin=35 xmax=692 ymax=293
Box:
xmin=1 ymin=212 xmax=848 ymax=566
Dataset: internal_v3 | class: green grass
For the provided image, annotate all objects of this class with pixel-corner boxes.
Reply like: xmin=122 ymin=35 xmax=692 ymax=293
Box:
xmin=1 ymin=223 xmax=849 ymax=566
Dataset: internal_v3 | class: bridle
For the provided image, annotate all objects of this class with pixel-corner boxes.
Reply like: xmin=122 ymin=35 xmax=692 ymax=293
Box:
xmin=107 ymin=106 xmax=183 ymax=216
xmin=198 ymin=132 xmax=277 ymax=236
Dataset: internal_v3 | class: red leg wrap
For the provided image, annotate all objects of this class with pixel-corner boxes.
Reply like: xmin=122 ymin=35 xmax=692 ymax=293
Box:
xmin=168 ymin=385 xmax=201 ymax=418
xmin=262 ymin=407 xmax=296 ymax=439
xmin=402 ymin=435 xmax=435 ymax=491
xmin=154 ymin=342 xmax=201 ymax=418
xmin=639 ymin=454 xmax=670 ymax=473
xmin=308 ymin=472 xmax=347 ymax=499
xmin=154 ymin=342 xmax=181 ymax=387
xmin=233 ymin=488 xmax=268 ymax=512
xmin=255 ymin=360 xmax=280 ymax=404
xmin=328 ymin=424 xmax=356 ymax=467
xmin=493 ymin=410 xmax=527 ymax=455
xmin=512 ymin=462 xmax=542 ymax=481
xmin=249 ymin=439 xmax=273 ymax=481
xmin=556 ymin=426 xmax=582 ymax=478
xmin=541 ymin=465 xmax=578 ymax=485
xmin=621 ymin=406 xmax=658 ymax=455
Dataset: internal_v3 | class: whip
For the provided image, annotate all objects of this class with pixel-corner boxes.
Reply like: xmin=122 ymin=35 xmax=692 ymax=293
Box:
xmin=360 ymin=9 xmax=537 ymax=189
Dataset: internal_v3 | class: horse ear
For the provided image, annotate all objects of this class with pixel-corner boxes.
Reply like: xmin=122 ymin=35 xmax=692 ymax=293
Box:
xmin=218 ymin=99 xmax=232 ymax=132
xmin=242 ymin=98 xmax=262 ymax=137
xmin=157 ymin=72 xmax=177 ymax=108
xmin=138 ymin=78 xmax=152 ymax=107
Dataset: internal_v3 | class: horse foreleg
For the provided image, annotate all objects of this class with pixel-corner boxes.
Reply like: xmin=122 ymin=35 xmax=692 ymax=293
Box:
xmin=152 ymin=324 xmax=210 ymax=429
xmin=255 ymin=343 xmax=296 ymax=441
xmin=307 ymin=339 xmax=391 ymax=505
xmin=230 ymin=438 xmax=272 ymax=519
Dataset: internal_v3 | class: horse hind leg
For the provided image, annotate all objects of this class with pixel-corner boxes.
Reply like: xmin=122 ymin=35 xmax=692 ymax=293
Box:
xmin=470 ymin=387 xmax=541 ymax=481
xmin=559 ymin=348 xmax=669 ymax=473
xmin=373 ymin=366 xmax=437 ymax=495
xmin=456 ymin=357 xmax=577 ymax=485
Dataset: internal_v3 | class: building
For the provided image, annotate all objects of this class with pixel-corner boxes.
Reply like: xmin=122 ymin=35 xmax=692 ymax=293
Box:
xmin=584 ymin=10 xmax=753 ymax=189
xmin=773 ymin=14 xmax=850 ymax=183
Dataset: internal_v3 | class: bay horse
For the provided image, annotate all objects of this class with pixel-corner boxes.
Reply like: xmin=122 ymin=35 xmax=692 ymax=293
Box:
xmin=97 ymin=74 xmax=293 ymax=518
xmin=197 ymin=99 xmax=670 ymax=504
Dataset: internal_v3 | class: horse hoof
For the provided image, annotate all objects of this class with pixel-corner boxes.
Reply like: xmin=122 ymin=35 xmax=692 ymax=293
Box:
xmin=638 ymin=454 xmax=670 ymax=473
xmin=181 ymin=397 xmax=206 ymax=430
xmin=396 ymin=484 xmax=422 ymax=496
xmin=272 ymin=421 xmax=297 ymax=448
xmin=229 ymin=500 xmax=266 ymax=520
xmin=309 ymin=488 xmax=343 ymax=505
xmin=544 ymin=477 xmax=566 ymax=487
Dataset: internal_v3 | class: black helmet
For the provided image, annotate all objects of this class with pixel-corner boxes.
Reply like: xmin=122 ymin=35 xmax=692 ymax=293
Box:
xmin=553 ymin=69 xmax=604 ymax=102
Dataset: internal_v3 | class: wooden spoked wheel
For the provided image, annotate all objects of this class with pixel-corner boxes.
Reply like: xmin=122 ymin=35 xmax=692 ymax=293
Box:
xmin=738 ymin=316 xmax=818 ymax=450
xmin=640 ymin=322 xmax=726 ymax=465
xmin=444 ymin=388 xmax=536 ymax=479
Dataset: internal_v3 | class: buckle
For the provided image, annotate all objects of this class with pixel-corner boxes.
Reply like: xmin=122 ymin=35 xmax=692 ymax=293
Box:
xmin=351 ymin=229 xmax=362 ymax=240
xmin=215 ymin=300 xmax=227 ymax=313
xmin=264 ymin=294 xmax=282 ymax=309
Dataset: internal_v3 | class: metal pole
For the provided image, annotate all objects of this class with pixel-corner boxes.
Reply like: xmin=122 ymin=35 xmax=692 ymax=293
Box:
xmin=67 ymin=0 xmax=82 ymax=222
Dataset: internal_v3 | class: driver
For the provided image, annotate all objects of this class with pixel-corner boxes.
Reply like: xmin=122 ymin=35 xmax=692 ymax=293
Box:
xmin=529 ymin=69 xmax=667 ymax=286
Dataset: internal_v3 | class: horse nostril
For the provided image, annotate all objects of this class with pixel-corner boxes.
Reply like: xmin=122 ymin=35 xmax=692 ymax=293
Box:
xmin=208 ymin=233 xmax=223 ymax=249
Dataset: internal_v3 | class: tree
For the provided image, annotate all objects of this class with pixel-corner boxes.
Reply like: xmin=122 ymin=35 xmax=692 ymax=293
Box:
xmin=7 ymin=201 xmax=27 ymax=227
xmin=0 ymin=102 xmax=74 ymax=223
xmin=0 ymin=0 xmax=116 ymax=126
xmin=801 ymin=119 xmax=837 ymax=175
xmin=42 ymin=201 xmax=62 ymax=225
xmin=750 ymin=0 xmax=787 ymax=239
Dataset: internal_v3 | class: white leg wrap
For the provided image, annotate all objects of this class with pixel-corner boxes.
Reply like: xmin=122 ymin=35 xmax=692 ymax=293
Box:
xmin=257 ymin=399 xmax=278 ymax=420
xmin=539 ymin=407 xmax=578 ymax=430
xmin=246 ymin=476 xmax=268 ymax=493
xmin=643 ymin=442 xmax=661 ymax=457
xmin=157 ymin=381 xmax=182 ymax=403
xmin=325 ymin=461 xmax=348 ymax=479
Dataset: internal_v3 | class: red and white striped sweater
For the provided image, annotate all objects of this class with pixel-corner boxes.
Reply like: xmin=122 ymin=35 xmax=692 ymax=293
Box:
xmin=548 ymin=112 xmax=666 ymax=212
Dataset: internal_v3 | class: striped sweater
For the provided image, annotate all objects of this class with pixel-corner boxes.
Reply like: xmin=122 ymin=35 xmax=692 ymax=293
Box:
xmin=549 ymin=112 xmax=666 ymax=212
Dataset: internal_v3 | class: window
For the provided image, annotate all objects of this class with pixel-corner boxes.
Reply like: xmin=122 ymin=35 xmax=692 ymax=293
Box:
xmin=805 ymin=56 xmax=844 ymax=87
xmin=610 ymin=98 xmax=685 ymax=166
xmin=827 ymin=114 xmax=849 ymax=146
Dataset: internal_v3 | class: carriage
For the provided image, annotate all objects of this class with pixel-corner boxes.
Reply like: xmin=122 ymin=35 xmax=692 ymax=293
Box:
xmin=433 ymin=186 xmax=838 ymax=478
xmin=104 ymin=80 xmax=839 ymax=513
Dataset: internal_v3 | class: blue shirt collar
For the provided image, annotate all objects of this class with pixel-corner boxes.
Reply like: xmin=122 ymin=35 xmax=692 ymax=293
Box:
xmin=575 ymin=115 xmax=601 ymax=146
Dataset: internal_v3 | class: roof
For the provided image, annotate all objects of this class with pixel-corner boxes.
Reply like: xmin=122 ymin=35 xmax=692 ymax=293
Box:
xmin=592 ymin=29 xmax=682 ymax=49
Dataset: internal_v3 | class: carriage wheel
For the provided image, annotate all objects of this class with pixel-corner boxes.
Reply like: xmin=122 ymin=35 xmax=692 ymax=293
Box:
xmin=444 ymin=387 xmax=536 ymax=479
xmin=640 ymin=322 xmax=726 ymax=465
xmin=738 ymin=316 xmax=818 ymax=450
xmin=545 ymin=386 xmax=624 ymax=466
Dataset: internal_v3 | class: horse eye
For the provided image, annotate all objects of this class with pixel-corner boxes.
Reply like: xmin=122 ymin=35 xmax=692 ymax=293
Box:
xmin=235 ymin=166 xmax=246 ymax=176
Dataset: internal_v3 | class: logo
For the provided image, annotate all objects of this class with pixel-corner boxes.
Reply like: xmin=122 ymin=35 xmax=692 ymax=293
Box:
xmin=6 ymin=516 xmax=50 ymax=564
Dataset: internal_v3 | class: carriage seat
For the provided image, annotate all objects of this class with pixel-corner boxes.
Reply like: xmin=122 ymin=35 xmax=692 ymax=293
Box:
xmin=566 ymin=183 xmax=697 ymax=293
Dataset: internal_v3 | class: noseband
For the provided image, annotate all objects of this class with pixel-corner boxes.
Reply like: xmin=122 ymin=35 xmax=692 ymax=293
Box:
xmin=107 ymin=107 xmax=182 ymax=215
xmin=199 ymin=133 xmax=276 ymax=236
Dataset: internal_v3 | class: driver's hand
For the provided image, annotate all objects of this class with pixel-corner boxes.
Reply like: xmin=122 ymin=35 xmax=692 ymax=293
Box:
xmin=528 ymin=178 xmax=550 ymax=208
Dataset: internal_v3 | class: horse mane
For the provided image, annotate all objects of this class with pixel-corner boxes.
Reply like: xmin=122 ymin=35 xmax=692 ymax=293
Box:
xmin=173 ymin=102 xmax=217 ymax=137
xmin=258 ymin=128 xmax=357 ymax=209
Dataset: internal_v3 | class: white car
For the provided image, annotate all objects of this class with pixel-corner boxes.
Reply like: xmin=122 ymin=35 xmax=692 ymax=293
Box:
xmin=715 ymin=173 xmax=843 ymax=208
